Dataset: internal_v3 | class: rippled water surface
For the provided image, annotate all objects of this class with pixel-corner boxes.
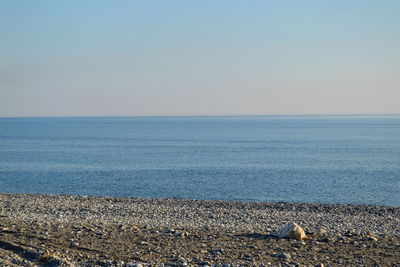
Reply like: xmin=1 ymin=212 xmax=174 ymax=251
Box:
xmin=1 ymin=115 xmax=399 ymax=206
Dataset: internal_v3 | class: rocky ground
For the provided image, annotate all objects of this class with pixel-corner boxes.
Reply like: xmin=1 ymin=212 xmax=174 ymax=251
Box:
xmin=0 ymin=193 xmax=399 ymax=266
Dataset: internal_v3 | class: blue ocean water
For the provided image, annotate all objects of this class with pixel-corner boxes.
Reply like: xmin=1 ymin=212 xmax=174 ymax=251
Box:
xmin=0 ymin=115 xmax=399 ymax=206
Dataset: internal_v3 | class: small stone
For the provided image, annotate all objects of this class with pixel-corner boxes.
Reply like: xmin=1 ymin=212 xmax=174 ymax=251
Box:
xmin=118 ymin=224 xmax=127 ymax=230
xmin=192 ymin=257 xmax=201 ymax=262
xmin=176 ymin=232 xmax=189 ymax=237
xmin=1 ymin=260 xmax=12 ymax=266
xmin=278 ymin=252 xmax=291 ymax=259
xmin=38 ymin=253 xmax=63 ymax=265
xmin=318 ymin=228 xmax=327 ymax=235
xmin=276 ymin=222 xmax=306 ymax=240
xmin=367 ymin=231 xmax=375 ymax=237
xmin=294 ymin=240 xmax=306 ymax=247
xmin=38 ymin=253 xmax=57 ymax=262
xmin=368 ymin=236 xmax=378 ymax=242
xmin=312 ymin=247 xmax=320 ymax=252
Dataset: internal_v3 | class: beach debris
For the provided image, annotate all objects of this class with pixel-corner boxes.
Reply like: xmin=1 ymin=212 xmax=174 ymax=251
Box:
xmin=276 ymin=222 xmax=306 ymax=240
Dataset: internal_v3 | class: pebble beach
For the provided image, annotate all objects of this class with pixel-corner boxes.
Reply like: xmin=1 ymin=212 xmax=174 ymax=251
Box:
xmin=1 ymin=193 xmax=399 ymax=266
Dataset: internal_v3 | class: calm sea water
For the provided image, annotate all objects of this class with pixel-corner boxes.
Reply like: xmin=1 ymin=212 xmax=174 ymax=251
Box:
xmin=0 ymin=115 xmax=399 ymax=206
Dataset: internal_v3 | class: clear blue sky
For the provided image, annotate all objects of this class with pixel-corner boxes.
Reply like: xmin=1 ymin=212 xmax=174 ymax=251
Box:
xmin=1 ymin=0 xmax=399 ymax=117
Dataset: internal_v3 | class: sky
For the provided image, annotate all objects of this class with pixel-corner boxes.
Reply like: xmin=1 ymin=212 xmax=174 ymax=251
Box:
xmin=0 ymin=0 xmax=399 ymax=117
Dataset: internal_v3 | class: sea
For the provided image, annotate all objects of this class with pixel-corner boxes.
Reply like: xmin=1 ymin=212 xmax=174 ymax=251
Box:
xmin=0 ymin=115 xmax=399 ymax=206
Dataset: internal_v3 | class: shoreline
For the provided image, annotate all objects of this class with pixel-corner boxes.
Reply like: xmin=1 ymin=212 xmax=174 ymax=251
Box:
xmin=1 ymin=193 xmax=399 ymax=266
xmin=3 ymin=191 xmax=400 ymax=207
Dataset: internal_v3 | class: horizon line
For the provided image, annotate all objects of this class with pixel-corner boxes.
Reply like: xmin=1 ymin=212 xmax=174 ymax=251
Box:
xmin=1 ymin=113 xmax=400 ymax=119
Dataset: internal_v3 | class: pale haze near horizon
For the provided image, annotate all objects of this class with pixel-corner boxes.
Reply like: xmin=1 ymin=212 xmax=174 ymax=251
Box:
xmin=0 ymin=1 xmax=399 ymax=117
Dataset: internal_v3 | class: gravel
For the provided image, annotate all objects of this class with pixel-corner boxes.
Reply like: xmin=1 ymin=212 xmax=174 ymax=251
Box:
xmin=0 ymin=193 xmax=399 ymax=266
xmin=1 ymin=193 xmax=399 ymax=236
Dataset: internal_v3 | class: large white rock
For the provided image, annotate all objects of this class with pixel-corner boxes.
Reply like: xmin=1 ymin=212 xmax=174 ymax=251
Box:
xmin=276 ymin=222 xmax=306 ymax=240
